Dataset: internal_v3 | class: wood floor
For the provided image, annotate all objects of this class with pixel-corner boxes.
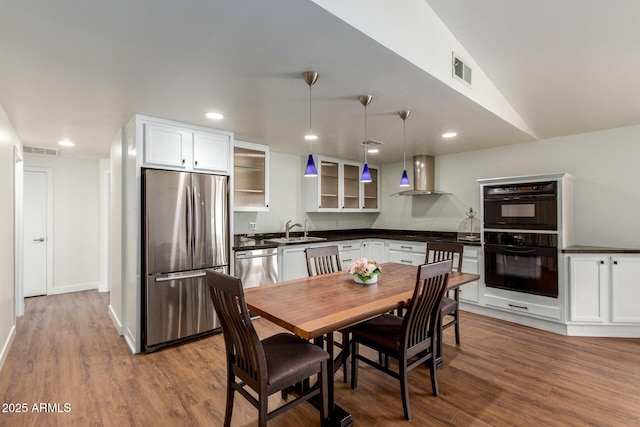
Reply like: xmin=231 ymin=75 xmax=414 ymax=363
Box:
xmin=1 ymin=291 xmax=639 ymax=427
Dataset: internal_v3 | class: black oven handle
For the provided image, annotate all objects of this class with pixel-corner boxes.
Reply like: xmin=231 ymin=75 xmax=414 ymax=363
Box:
xmin=484 ymin=243 xmax=557 ymax=256
xmin=484 ymin=194 xmax=556 ymax=201
xmin=503 ymin=247 xmax=536 ymax=255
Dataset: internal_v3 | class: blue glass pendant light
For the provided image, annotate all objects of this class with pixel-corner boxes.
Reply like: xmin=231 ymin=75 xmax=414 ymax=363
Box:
xmin=303 ymin=71 xmax=318 ymax=177
xmin=359 ymin=95 xmax=373 ymax=183
xmin=399 ymin=110 xmax=411 ymax=187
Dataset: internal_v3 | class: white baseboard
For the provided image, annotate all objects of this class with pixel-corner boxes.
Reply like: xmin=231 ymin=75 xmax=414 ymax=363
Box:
xmin=108 ymin=304 xmax=124 ymax=336
xmin=48 ymin=282 xmax=99 ymax=295
xmin=0 ymin=325 xmax=16 ymax=374
xmin=460 ymin=302 xmax=568 ymax=335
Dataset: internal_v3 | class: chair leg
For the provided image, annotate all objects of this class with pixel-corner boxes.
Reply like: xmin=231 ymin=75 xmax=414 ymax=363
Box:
xmin=437 ymin=314 xmax=443 ymax=360
xmin=429 ymin=352 xmax=439 ymax=397
xmin=319 ymin=361 xmax=329 ymax=427
xmin=341 ymin=331 xmax=350 ymax=383
xmin=258 ymin=394 xmax=268 ymax=427
xmin=224 ymin=379 xmax=235 ymax=427
xmin=454 ymin=312 xmax=461 ymax=345
xmin=399 ymin=357 xmax=411 ymax=420
xmin=350 ymin=341 xmax=359 ymax=390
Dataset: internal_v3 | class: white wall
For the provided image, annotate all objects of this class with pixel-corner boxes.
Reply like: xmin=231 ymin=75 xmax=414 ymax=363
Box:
xmin=375 ymin=125 xmax=640 ymax=248
xmin=24 ymin=154 xmax=101 ymax=293
xmin=0 ymin=105 xmax=19 ymax=372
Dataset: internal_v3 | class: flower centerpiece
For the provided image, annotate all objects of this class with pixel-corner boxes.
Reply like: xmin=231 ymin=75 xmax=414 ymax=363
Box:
xmin=348 ymin=257 xmax=381 ymax=284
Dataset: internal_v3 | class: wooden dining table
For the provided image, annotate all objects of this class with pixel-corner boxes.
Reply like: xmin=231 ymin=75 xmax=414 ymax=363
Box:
xmin=244 ymin=262 xmax=480 ymax=426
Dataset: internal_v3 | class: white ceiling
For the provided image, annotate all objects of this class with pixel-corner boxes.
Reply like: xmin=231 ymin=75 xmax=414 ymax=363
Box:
xmin=1 ymin=1 xmax=639 ymax=163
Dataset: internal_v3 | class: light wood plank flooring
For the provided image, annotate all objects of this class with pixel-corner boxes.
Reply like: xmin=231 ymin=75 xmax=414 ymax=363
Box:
xmin=1 ymin=290 xmax=639 ymax=426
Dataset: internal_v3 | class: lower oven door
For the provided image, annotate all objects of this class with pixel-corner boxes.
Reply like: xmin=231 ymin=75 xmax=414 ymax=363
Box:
xmin=484 ymin=244 xmax=558 ymax=298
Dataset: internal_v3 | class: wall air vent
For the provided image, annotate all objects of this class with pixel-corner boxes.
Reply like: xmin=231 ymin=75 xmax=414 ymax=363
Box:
xmin=23 ymin=145 xmax=60 ymax=156
xmin=452 ymin=52 xmax=472 ymax=86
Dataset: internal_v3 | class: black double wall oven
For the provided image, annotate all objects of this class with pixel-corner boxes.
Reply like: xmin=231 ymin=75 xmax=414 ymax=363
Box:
xmin=483 ymin=181 xmax=559 ymax=298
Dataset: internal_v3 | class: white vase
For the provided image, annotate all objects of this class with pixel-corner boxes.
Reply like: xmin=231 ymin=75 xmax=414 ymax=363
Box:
xmin=354 ymin=274 xmax=378 ymax=284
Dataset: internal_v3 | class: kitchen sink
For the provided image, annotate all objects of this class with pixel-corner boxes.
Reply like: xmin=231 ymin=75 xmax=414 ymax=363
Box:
xmin=265 ymin=236 xmax=328 ymax=244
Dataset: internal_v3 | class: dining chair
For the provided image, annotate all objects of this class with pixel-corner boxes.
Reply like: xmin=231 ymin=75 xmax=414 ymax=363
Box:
xmin=349 ymin=260 xmax=452 ymax=420
xmin=426 ymin=242 xmax=464 ymax=355
xmin=206 ymin=269 xmax=329 ymax=427
xmin=304 ymin=245 xmax=351 ymax=382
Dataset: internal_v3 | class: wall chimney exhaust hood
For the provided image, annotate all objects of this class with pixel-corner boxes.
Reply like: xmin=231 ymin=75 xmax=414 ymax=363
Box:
xmin=395 ymin=155 xmax=448 ymax=196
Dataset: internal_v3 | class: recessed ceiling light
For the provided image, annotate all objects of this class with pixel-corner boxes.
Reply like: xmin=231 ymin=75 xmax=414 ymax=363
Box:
xmin=204 ymin=112 xmax=225 ymax=120
xmin=304 ymin=134 xmax=318 ymax=141
xmin=367 ymin=148 xmax=379 ymax=154
xmin=442 ymin=132 xmax=457 ymax=138
xmin=58 ymin=139 xmax=75 ymax=147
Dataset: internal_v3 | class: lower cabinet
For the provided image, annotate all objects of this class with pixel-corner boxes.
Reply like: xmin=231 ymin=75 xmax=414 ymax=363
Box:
xmin=387 ymin=242 xmax=426 ymax=266
xmin=338 ymin=241 xmax=362 ymax=270
xmin=459 ymin=246 xmax=481 ymax=304
xmin=568 ymin=254 xmax=640 ymax=324
xmin=362 ymin=240 xmax=386 ymax=263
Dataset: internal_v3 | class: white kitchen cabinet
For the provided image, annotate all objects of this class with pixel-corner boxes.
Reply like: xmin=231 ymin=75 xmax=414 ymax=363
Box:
xmin=143 ymin=122 xmax=192 ymax=169
xmin=362 ymin=240 xmax=386 ymax=263
xmin=233 ymin=141 xmax=269 ymax=212
xmin=611 ymin=256 xmax=640 ymax=323
xmin=361 ymin=165 xmax=380 ymax=212
xmin=459 ymin=246 xmax=481 ymax=304
xmin=387 ymin=241 xmax=426 ymax=266
xmin=304 ymin=155 xmax=380 ymax=212
xmin=142 ymin=118 xmax=231 ymax=174
xmin=193 ymin=131 xmax=230 ymax=173
xmin=567 ymin=254 xmax=640 ymax=324
xmin=279 ymin=244 xmax=310 ymax=282
xmin=568 ymin=255 xmax=607 ymax=322
xmin=338 ymin=240 xmax=362 ymax=269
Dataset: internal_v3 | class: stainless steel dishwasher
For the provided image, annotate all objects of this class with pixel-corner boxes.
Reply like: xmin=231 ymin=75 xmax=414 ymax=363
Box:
xmin=234 ymin=248 xmax=278 ymax=289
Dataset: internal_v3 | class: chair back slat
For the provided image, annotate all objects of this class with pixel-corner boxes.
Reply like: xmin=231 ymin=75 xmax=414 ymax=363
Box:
xmin=425 ymin=242 xmax=464 ymax=272
xmin=402 ymin=260 xmax=451 ymax=354
xmin=305 ymin=246 xmax=342 ymax=276
xmin=206 ymin=270 xmax=266 ymax=388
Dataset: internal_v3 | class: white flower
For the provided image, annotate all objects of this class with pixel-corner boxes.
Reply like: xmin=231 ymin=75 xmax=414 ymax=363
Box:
xmin=347 ymin=257 xmax=381 ymax=278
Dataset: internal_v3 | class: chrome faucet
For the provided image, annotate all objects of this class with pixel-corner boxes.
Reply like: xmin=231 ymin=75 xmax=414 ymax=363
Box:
xmin=285 ymin=220 xmax=302 ymax=238
xmin=304 ymin=219 xmax=310 ymax=238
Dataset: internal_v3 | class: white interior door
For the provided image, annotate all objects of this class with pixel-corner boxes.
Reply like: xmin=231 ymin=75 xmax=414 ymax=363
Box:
xmin=24 ymin=169 xmax=49 ymax=297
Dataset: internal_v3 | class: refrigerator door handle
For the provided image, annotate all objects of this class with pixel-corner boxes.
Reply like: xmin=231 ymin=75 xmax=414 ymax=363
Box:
xmin=154 ymin=271 xmax=207 ymax=282
xmin=186 ymin=184 xmax=193 ymax=259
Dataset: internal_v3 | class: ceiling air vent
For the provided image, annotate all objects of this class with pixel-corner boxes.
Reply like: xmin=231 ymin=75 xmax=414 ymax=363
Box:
xmin=452 ymin=52 xmax=472 ymax=86
xmin=23 ymin=145 xmax=60 ymax=156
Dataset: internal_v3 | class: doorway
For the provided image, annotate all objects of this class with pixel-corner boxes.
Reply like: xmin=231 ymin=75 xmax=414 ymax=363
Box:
xmin=23 ymin=167 xmax=52 ymax=297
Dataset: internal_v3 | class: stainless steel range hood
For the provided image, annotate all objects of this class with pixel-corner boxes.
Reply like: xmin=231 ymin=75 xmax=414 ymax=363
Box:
xmin=397 ymin=155 xmax=448 ymax=196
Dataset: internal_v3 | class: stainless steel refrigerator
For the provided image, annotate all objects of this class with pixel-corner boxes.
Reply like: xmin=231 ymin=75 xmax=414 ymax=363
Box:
xmin=143 ymin=168 xmax=229 ymax=352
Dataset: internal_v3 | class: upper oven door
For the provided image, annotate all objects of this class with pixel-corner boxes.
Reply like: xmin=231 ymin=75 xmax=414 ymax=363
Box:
xmin=483 ymin=194 xmax=557 ymax=230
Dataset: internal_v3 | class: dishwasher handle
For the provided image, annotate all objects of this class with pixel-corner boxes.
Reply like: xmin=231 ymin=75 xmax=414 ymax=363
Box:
xmin=235 ymin=251 xmax=277 ymax=260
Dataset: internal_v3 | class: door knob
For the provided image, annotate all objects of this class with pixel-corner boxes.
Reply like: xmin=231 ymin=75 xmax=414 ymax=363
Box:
xmin=33 ymin=237 xmax=45 ymax=243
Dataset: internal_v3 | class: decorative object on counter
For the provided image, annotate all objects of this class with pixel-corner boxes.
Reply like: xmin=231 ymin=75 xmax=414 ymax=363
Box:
xmin=359 ymin=95 xmax=373 ymax=182
xmin=302 ymin=71 xmax=318 ymax=177
xmin=457 ymin=207 xmax=481 ymax=242
xmin=348 ymin=257 xmax=381 ymax=284
xmin=398 ymin=110 xmax=411 ymax=187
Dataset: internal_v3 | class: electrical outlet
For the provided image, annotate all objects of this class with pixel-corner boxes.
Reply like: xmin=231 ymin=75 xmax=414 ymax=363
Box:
xmin=249 ymin=221 xmax=257 ymax=231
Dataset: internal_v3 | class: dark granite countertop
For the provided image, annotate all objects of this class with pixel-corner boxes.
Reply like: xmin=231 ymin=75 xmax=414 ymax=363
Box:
xmin=562 ymin=245 xmax=640 ymax=254
xmin=233 ymin=228 xmax=480 ymax=251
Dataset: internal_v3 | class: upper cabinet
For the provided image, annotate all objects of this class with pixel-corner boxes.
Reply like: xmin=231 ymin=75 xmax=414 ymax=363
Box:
xmin=233 ymin=141 xmax=269 ymax=212
xmin=305 ymin=155 xmax=380 ymax=212
xmin=141 ymin=117 xmax=232 ymax=175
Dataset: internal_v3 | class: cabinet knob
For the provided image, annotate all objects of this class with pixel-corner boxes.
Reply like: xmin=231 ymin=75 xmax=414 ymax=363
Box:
xmin=182 ymin=159 xmax=186 ymax=164
xmin=195 ymin=160 xmax=198 ymax=166
xmin=613 ymin=260 xmax=618 ymax=265
xmin=600 ymin=260 xmax=605 ymax=264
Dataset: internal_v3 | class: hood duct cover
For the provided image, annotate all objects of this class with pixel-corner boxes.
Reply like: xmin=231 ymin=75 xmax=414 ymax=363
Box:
xmin=397 ymin=155 xmax=447 ymax=196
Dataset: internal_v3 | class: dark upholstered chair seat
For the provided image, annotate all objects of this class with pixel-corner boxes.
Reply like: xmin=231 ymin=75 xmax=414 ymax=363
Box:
xmin=263 ymin=333 xmax=330 ymax=392
xmin=349 ymin=314 xmax=403 ymax=354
